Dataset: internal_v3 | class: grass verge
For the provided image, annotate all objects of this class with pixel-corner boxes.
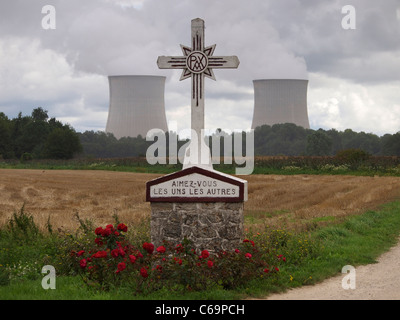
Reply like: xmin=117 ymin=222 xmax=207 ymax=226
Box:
xmin=251 ymin=201 xmax=400 ymax=298
xmin=1 ymin=201 xmax=400 ymax=300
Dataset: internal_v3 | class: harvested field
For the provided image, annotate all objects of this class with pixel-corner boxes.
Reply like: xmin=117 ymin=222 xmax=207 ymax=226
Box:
xmin=246 ymin=174 xmax=400 ymax=231
xmin=0 ymin=169 xmax=399 ymax=232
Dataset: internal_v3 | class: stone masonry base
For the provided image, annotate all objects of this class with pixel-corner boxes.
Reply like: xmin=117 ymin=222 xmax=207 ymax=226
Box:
xmin=150 ymin=202 xmax=244 ymax=253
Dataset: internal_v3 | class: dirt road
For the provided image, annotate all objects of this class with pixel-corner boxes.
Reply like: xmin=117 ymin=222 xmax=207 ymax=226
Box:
xmin=265 ymin=238 xmax=400 ymax=300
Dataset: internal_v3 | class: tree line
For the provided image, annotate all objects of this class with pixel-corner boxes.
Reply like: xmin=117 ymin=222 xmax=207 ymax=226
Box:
xmin=253 ymin=123 xmax=400 ymax=156
xmin=1 ymin=108 xmax=399 ymax=160
xmin=78 ymin=123 xmax=400 ymax=158
xmin=0 ymin=108 xmax=82 ymax=160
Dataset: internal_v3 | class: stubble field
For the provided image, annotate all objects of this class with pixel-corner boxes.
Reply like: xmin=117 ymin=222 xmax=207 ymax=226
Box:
xmin=1 ymin=169 xmax=399 ymax=233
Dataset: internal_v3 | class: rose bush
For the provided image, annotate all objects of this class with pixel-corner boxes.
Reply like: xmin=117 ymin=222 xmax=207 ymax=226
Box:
xmin=74 ymin=223 xmax=284 ymax=293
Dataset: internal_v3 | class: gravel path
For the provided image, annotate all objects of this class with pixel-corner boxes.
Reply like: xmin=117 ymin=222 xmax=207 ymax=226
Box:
xmin=265 ymin=238 xmax=400 ymax=300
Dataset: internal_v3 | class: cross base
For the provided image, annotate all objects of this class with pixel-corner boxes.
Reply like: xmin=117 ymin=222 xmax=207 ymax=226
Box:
xmin=182 ymin=136 xmax=213 ymax=171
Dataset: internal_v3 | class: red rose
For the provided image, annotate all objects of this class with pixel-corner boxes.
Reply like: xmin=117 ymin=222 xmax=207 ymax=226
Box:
xmin=235 ymin=249 xmax=240 ymax=253
xmin=245 ymin=253 xmax=252 ymax=259
xmin=117 ymin=223 xmax=128 ymax=232
xmin=117 ymin=262 xmax=126 ymax=272
xmin=263 ymin=268 xmax=269 ymax=273
xmin=129 ymin=255 xmax=136 ymax=263
xmin=93 ymin=251 xmax=107 ymax=258
xmin=79 ymin=259 xmax=87 ymax=269
xmin=207 ymin=260 xmax=213 ymax=268
xmin=102 ymin=228 xmax=112 ymax=236
xmin=201 ymin=250 xmax=209 ymax=259
xmin=156 ymin=246 xmax=166 ymax=253
xmin=143 ymin=242 xmax=154 ymax=254
xmin=95 ymin=227 xmax=104 ymax=235
xmin=140 ymin=267 xmax=148 ymax=278
xmin=175 ymin=243 xmax=184 ymax=253
xmin=111 ymin=249 xmax=119 ymax=258
xmin=77 ymin=250 xmax=85 ymax=257
xmin=94 ymin=238 xmax=103 ymax=246
xmin=148 ymin=243 xmax=155 ymax=254
xmin=277 ymin=254 xmax=287 ymax=262
xmin=244 ymin=239 xmax=255 ymax=246
xmin=118 ymin=248 xmax=126 ymax=257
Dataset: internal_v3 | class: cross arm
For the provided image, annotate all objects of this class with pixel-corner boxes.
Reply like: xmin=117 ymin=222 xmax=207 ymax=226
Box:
xmin=157 ymin=56 xmax=186 ymax=69
xmin=208 ymin=56 xmax=240 ymax=69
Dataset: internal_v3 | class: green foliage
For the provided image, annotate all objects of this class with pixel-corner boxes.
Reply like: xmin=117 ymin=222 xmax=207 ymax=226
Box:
xmin=1 ymin=202 xmax=400 ymax=299
xmin=78 ymin=123 xmax=400 ymax=159
xmin=382 ymin=132 xmax=400 ymax=156
xmin=0 ymin=108 xmax=82 ymax=160
xmin=1 ymin=154 xmax=400 ymax=176
xmin=253 ymin=124 xmax=399 ymax=156
xmin=0 ymin=206 xmax=61 ymax=283
xmin=69 ymin=223 xmax=283 ymax=294
xmin=20 ymin=152 xmax=33 ymax=162
xmin=43 ymin=127 xmax=82 ymax=159
xmin=251 ymin=155 xmax=400 ymax=176
xmin=78 ymin=130 xmax=189 ymax=159
xmin=254 ymin=123 xmax=308 ymax=156
xmin=2 ymin=108 xmax=400 ymax=160
xmin=7 ymin=205 xmax=39 ymax=243
xmin=0 ymin=112 xmax=13 ymax=159
xmin=336 ymin=148 xmax=370 ymax=162
xmin=306 ymin=130 xmax=332 ymax=156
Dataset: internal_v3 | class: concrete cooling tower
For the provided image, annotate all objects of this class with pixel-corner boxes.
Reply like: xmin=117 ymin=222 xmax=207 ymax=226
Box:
xmin=105 ymin=75 xmax=168 ymax=139
xmin=251 ymin=79 xmax=310 ymax=129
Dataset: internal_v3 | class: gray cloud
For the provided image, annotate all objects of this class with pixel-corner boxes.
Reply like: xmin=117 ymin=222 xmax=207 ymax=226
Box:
xmin=0 ymin=0 xmax=399 ymax=134
xmin=0 ymin=0 xmax=309 ymax=78
xmin=271 ymin=0 xmax=400 ymax=84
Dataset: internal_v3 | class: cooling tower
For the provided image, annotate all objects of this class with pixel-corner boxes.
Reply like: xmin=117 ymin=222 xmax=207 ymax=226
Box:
xmin=105 ymin=75 xmax=168 ymax=139
xmin=251 ymin=79 xmax=310 ymax=129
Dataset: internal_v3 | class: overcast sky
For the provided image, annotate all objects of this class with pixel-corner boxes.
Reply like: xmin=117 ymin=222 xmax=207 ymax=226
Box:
xmin=0 ymin=0 xmax=399 ymax=136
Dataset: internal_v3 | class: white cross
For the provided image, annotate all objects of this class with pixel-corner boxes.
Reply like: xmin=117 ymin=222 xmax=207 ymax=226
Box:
xmin=157 ymin=18 xmax=240 ymax=169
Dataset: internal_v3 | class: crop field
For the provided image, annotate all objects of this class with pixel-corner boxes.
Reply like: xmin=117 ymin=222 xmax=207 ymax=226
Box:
xmin=1 ymin=169 xmax=399 ymax=233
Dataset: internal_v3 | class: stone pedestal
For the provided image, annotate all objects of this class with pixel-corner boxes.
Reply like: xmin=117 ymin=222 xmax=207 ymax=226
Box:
xmin=150 ymin=202 xmax=244 ymax=253
xmin=146 ymin=166 xmax=247 ymax=253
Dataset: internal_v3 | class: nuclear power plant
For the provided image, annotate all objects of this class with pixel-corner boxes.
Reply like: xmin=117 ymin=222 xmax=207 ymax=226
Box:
xmin=105 ymin=75 xmax=169 ymax=139
xmin=251 ymin=79 xmax=310 ymax=129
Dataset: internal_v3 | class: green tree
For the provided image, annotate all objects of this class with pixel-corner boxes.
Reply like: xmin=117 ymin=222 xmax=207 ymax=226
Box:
xmin=43 ymin=126 xmax=82 ymax=159
xmin=306 ymin=130 xmax=332 ymax=156
xmin=31 ymin=107 xmax=49 ymax=122
xmin=0 ymin=112 xmax=13 ymax=158
xmin=9 ymin=108 xmax=52 ymax=158
xmin=382 ymin=132 xmax=400 ymax=156
xmin=10 ymin=112 xmax=32 ymax=158
xmin=325 ymin=129 xmax=343 ymax=155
